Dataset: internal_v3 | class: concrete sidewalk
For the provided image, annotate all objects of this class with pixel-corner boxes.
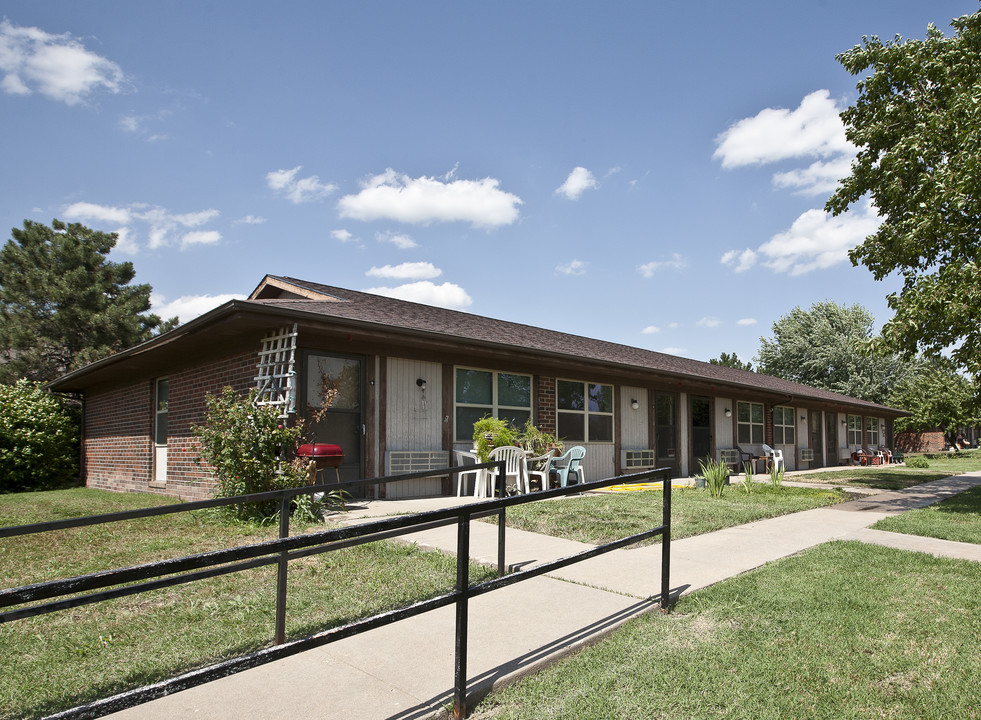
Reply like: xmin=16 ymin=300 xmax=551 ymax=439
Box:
xmin=106 ymin=473 xmax=981 ymax=720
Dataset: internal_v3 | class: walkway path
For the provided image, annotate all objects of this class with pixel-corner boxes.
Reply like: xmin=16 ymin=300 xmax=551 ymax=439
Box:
xmin=106 ymin=473 xmax=981 ymax=720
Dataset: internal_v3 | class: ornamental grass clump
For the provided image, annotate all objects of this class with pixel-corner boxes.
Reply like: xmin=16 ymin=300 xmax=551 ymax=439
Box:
xmin=194 ymin=386 xmax=310 ymax=522
xmin=741 ymin=461 xmax=756 ymax=494
xmin=770 ymin=465 xmax=785 ymax=487
xmin=698 ymin=456 xmax=730 ymax=498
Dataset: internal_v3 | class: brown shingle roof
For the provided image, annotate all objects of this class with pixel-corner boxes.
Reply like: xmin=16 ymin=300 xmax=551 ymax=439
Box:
xmin=255 ymin=276 xmax=903 ymax=415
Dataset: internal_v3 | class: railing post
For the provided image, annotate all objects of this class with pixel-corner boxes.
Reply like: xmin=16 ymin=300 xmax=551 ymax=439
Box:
xmin=453 ymin=511 xmax=471 ymax=720
xmin=497 ymin=505 xmax=506 ymax=577
xmin=660 ymin=471 xmax=671 ymax=609
xmin=274 ymin=493 xmax=291 ymax=645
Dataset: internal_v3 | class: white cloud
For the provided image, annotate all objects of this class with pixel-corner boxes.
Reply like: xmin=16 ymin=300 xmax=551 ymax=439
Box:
xmin=772 ymin=155 xmax=854 ymax=196
xmin=152 ymin=293 xmax=243 ymax=324
xmin=713 ymin=89 xmax=854 ymax=168
xmin=180 ymin=230 xmax=222 ymax=249
xmin=376 ymin=230 xmax=418 ymax=249
xmin=173 ymin=209 xmax=220 ymax=227
xmin=236 ymin=215 xmax=266 ymax=225
xmin=661 ymin=347 xmax=687 ymax=355
xmin=554 ymin=167 xmax=598 ymax=200
xmin=556 ymin=259 xmax=587 ymax=276
xmin=63 ymin=201 xmax=131 ymax=225
xmin=62 ymin=201 xmax=223 ymax=252
xmin=331 ymin=229 xmax=354 ymax=242
xmin=338 ymin=168 xmax=522 ymax=227
xmin=366 ymin=262 xmax=442 ymax=280
xmin=697 ymin=317 xmax=722 ymax=328
xmin=638 ymin=253 xmax=686 ymax=278
xmin=641 ymin=326 xmax=660 ymax=334
xmin=721 ymin=248 xmax=759 ymax=273
xmin=120 ymin=115 xmax=140 ymax=133
xmin=737 ymin=318 xmax=758 ymax=326
xmin=0 ymin=20 xmax=126 ymax=105
xmin=362 ymin=281 xmax=473 ymax=310
xmin=266 ymin=166 xmax=337 ymax=204
xmin=756 ymin=200 xmax=881 ymax=275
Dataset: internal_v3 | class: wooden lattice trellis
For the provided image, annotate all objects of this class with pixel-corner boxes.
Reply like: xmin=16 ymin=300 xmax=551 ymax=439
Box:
xmin=254 ymin=324 xmax=298 ymax=418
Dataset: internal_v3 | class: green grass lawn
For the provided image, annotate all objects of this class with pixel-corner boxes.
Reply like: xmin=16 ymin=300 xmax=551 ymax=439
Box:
xmin=872 ymin=484 xmax=981 ymax=545
xmin=496 ymin=484 xmax=846 ymax=545
xmin=471 ymin=541 xmax=981 ymax=720
xmin=0 ymin=488 xmax=495 ymax=720
xmin=791 ymin=452 xmax=981 ymax=490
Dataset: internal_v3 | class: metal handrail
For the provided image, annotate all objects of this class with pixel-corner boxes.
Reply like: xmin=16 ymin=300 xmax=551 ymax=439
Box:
xmin=3 ymin=464 xmax=672 ymax=720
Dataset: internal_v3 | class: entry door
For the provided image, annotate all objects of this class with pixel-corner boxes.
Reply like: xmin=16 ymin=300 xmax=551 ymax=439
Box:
xmin=304 ymin=353 xmax=365 ymax=490
xmin=825 ymin=412 xmax=838 ymax=467
xmin=810 ymin=410 xmax=823 ymax=468
xmin=690 ymin=396 xmax=712 ymax=472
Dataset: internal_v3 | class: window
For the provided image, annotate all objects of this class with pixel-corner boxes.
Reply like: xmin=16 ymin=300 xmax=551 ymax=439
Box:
xmin=866 ymin=416 xmax=879 ymax=446
xmin=773 ymin=406 xmax=795 ymax=445
xmin=154 ymin=378 xmax=169 ymax=446
xmin=847 ymin=415 xmax=863 ymax=445
xmin=556 ymin=379 xmax=614 ymax=442
xmin=736 ymin=401 xmax=764 ymax=444
xmin=455 ymin=368 xmax=531 ymax=442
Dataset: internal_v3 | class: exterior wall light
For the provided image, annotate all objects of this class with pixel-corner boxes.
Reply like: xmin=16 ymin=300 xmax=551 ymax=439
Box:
xmin=416 ymin=378 xmax=426 ymax=389
xmin=631 ymin=399 xmax=639 ymax=410
xmin=724 ymin=407 xmax=732 ymax=418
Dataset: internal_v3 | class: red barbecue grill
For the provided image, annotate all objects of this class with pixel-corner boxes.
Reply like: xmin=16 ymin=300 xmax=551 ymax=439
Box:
xmin=296 ymin=443 xmax=344 ymax=484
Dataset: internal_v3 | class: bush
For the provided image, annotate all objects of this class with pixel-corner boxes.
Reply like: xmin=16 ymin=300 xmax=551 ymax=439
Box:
xmin=194 ymin=387 xmax=311 ymax=522
xmin=905 ymin=455 xmax=930 ymax=469
xmin=698 ymin=456 xmax=729 ymax=498
xmin=0 ymin=379 xmax=80 ymax=492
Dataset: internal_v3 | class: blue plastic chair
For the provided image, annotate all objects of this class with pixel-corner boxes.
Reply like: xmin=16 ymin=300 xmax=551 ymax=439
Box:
xmin=550 ymin=446 xmax=586 ymax=488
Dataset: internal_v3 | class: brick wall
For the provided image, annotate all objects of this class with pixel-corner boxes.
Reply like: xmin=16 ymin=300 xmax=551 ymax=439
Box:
xmin=83 ymin=348 xmax=258 ymax=501
xmin=894 ymin=430 xmax=945 ymax=453
xmin=536 ymin=375 xmax=556 ymax=435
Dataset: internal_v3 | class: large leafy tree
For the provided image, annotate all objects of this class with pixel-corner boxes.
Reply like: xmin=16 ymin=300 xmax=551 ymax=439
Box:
xmin=826 ymin=10 xmax=981 ymax=376
xmin=888 ymin=356 xmax=979 ymax=436
xmin=709 ymin=352 xmax=754 ymax=372
xmin=0 ymin=219 xmax=176 ymax=383
xmin=755 ymin=301 xmax=905 ymax=405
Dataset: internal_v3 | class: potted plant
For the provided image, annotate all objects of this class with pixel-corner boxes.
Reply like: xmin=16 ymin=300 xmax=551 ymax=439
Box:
xmin=517 ymin=420 xmax=564 ymax=456
xmin=472 ymin=416 xmax=519 ymax=462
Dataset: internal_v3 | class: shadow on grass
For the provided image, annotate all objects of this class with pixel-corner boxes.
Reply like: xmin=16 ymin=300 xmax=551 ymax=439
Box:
xmin=793 ymin=469 xmax=952 ymax=490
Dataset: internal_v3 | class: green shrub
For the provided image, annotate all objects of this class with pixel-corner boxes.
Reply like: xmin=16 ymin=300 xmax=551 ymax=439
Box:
xmin=0 ymin=379 xmax=79 ymax=492
xmin=193 ymin=387 xmax=311 ymax=522
xmin=905 ymin=455 xmax=930 ymax=469
xmin=698 ymin=456 xmax=729 ymax=498
xmin=770 ymin=465 xmax=785 ymax=487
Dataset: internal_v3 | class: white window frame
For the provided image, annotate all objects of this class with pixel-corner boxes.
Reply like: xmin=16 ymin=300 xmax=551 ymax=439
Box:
xmin=454 ymin=367 xmax=532 ymax=442
xmin=847 ymin=414 xmax=863 ymax=446
xmin=773 ymin=406 xmax=795 ymax=445
xmin=556 ymin=379 xmax=614 ymax=443
xmin=736 ymin=401 xmax=764 ymax=445
xmin=865 ymin=416 xmax=880 ymax=446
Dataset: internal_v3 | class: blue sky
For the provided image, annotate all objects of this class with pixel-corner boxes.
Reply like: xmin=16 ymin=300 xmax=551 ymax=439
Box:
xmin=1 ymin=1 xmax=976 ymax=364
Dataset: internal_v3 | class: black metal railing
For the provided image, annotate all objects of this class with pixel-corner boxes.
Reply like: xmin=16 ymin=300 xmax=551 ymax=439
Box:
xmin=1 ymin=463 xmax=672 ymax=720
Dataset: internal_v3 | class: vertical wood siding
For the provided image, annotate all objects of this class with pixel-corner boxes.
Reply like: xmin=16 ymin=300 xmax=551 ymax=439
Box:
xmin=384 ymin=358 xmax=443 ymax=497
xmin=619 ymin=386 xmax=649 ymax=449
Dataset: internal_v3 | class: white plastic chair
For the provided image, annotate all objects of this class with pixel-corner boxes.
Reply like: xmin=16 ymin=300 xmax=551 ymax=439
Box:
xmin=453 ymin=450 xmax=482 ymax=497
xmin=525 ymin=449 xmax=556 ymax=492
xmin=761 ymin=443 xmax=785 ymax=473
xmin=488 ymin=445 xmax=529 ymax=494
